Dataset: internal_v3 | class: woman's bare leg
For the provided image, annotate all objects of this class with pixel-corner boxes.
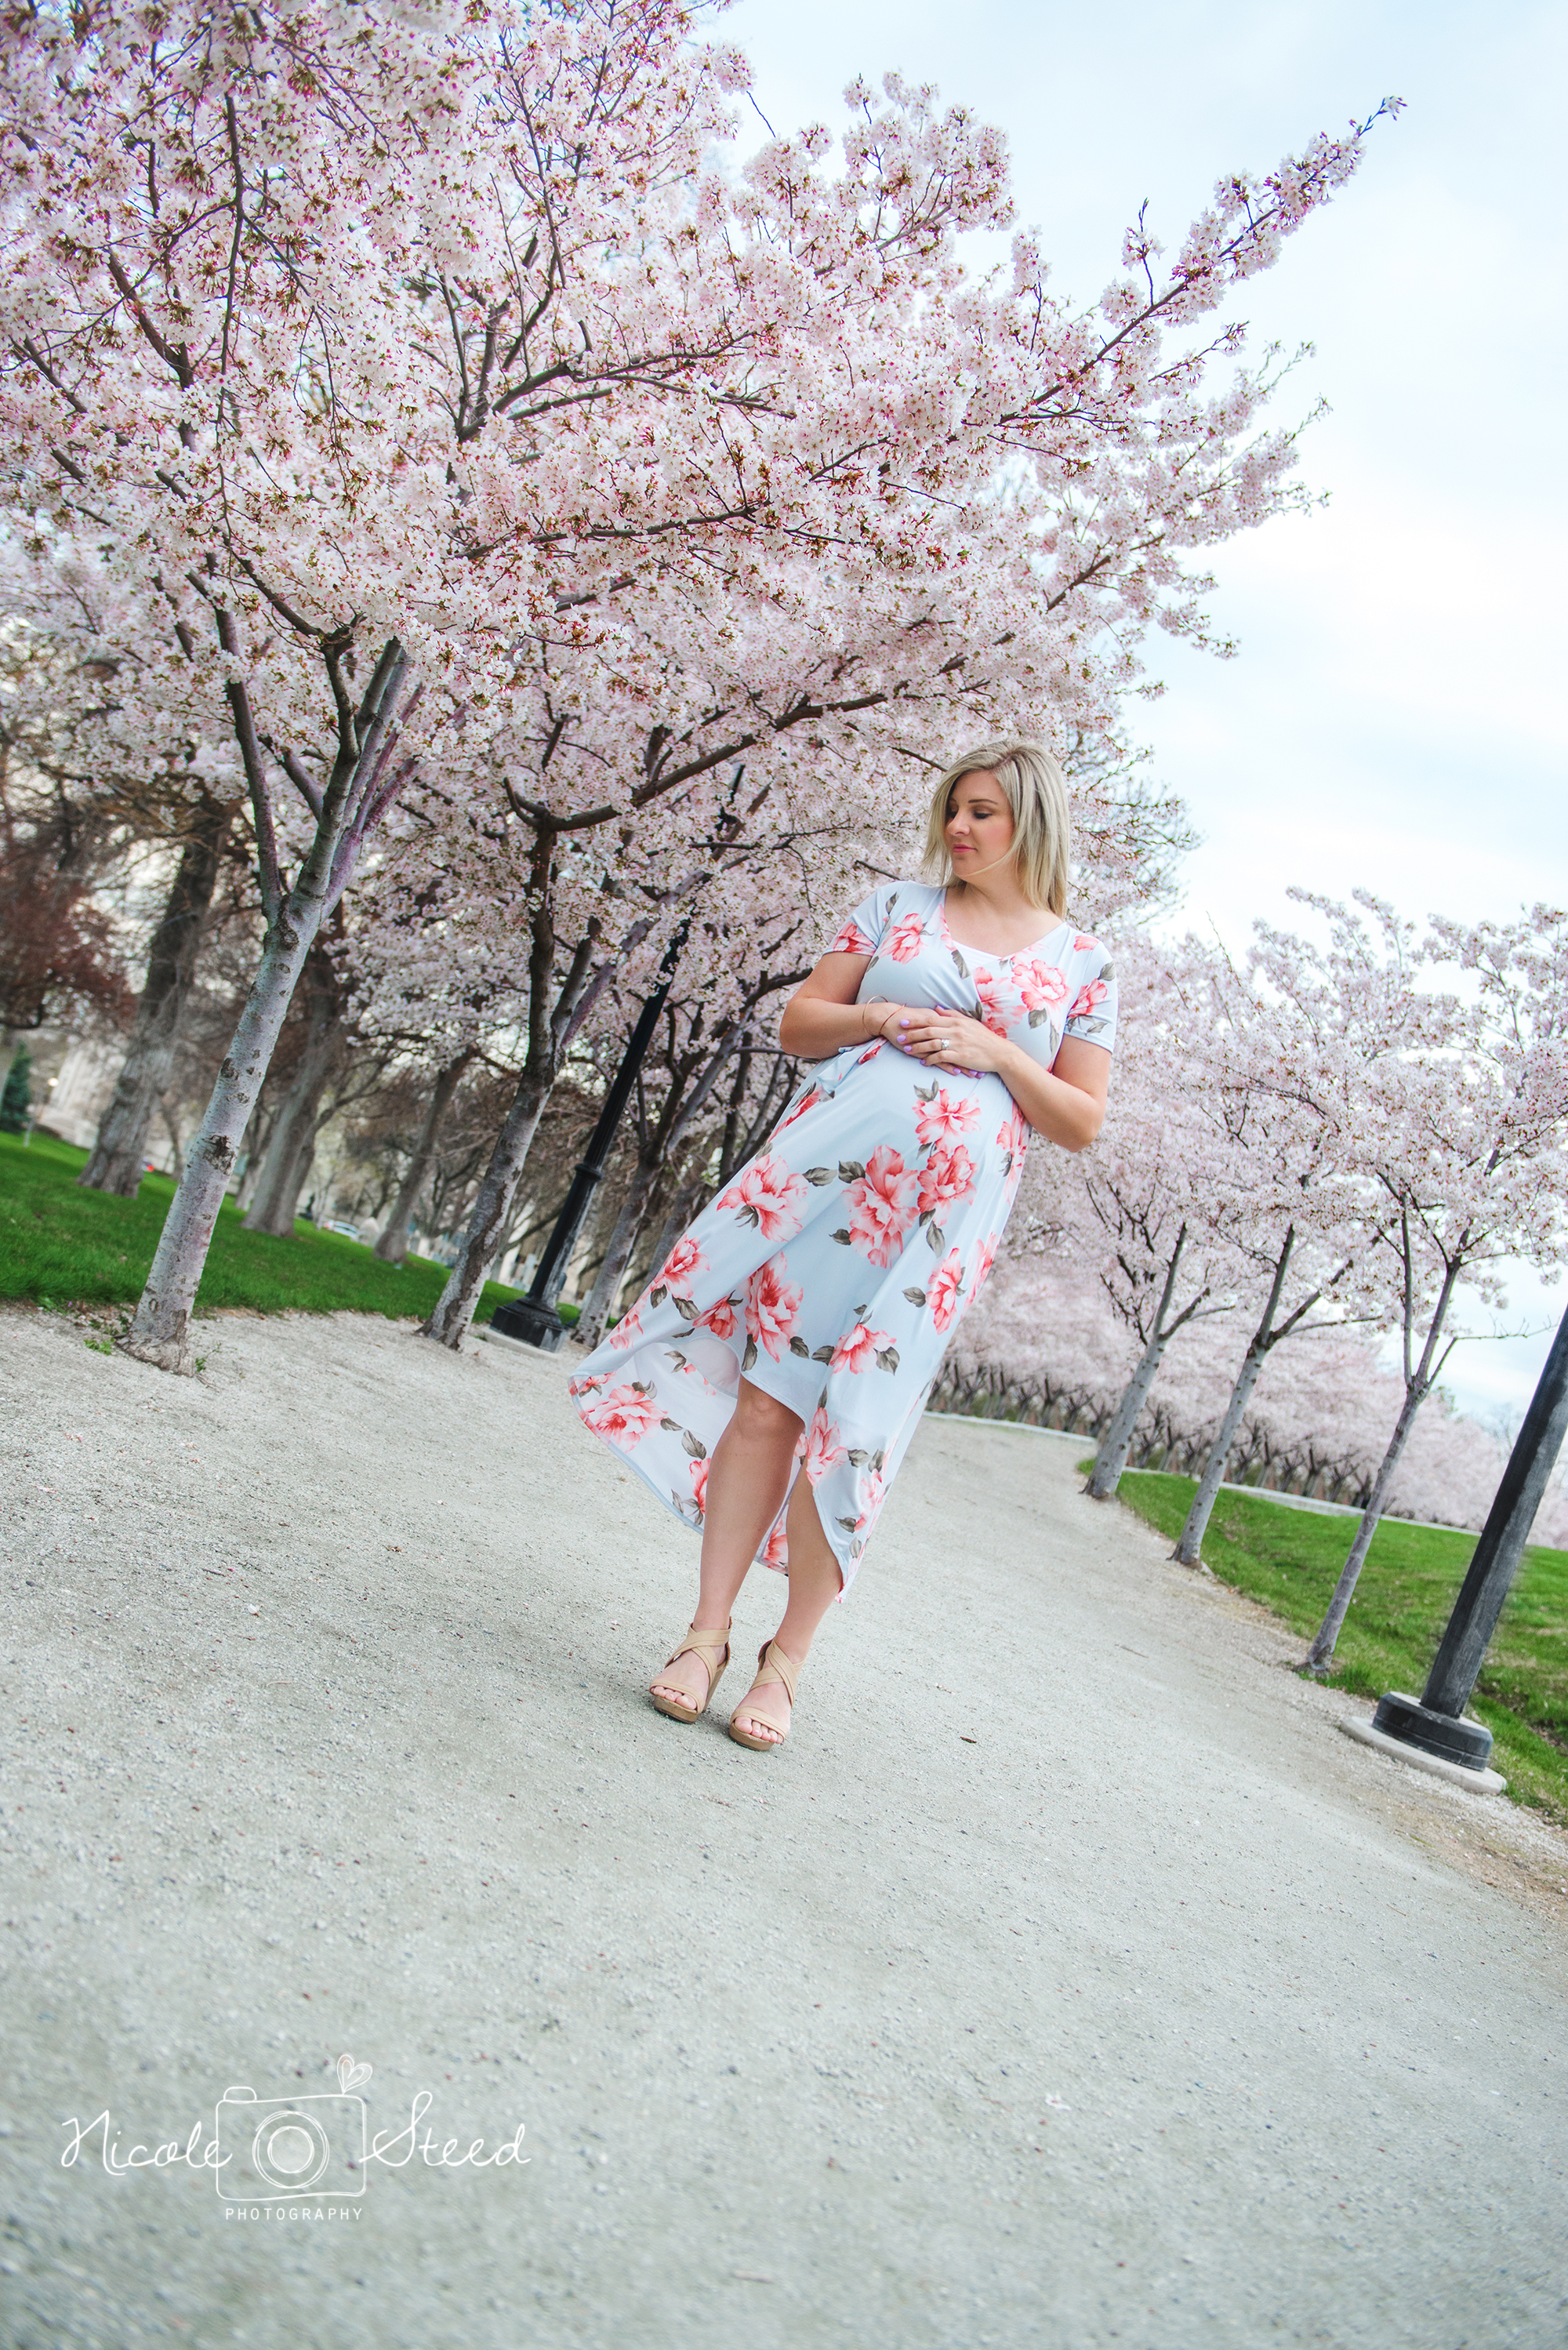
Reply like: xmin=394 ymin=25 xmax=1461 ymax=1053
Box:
xmin=649 ymin=1378 xmax=801 ymax=1712
xmin=729 ymin=1471 xmax=843 ymax=1746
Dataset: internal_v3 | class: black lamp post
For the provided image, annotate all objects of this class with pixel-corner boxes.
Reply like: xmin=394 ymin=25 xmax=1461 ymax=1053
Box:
xmin=1360 ymin=1298 xmax=1568 ymax=1777
xmin=489 ymin=919 xmax=691 ymax=1353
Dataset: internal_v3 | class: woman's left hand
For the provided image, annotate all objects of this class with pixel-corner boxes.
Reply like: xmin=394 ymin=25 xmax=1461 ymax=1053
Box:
xmin=891 ymin=1006 xmax=1010 ymax=1077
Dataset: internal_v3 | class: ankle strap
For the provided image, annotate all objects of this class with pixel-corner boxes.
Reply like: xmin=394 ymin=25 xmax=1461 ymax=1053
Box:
xmin=670 ymin=1621 xmax=729 ymax=1665
xmin=756 ymin=1638 xmax=800 ymax=1703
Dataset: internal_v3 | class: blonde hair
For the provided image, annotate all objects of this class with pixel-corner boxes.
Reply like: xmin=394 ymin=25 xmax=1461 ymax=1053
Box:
xmin=922 ymin=739 xmax=1072 ymax=915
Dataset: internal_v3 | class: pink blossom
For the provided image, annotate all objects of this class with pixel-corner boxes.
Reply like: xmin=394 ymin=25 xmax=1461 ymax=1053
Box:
xmin=915 ymin=1087 xmax=980 ymax=1148
xmin=829 ymin=1320 xmax=891 ymax=1373
xmin=1012 ymin=957 xmax=1069 ymax=1012
xmin=803 ymin=1406 xmax=848 ymax=1483
xmin=929 ymin=1248 xmax=965 ymax=1332
xmin=917 ymin=1139 xmax=978 ymax=1220
xmin=886 ymin=911 xmax=926 ymax=963
xmin=760 ymin=1516 xmax=790 ymax=1571
xmin=579 ymin=1383 xmax=662 ymax=1447
xmin=699 ymin=1294 xmax=742 ymax=1341
xmin=690 ymin=1456 xmax=709 ymax=1518
xmin=1073 ymin=934 xmax=1100 ymax=953
xmin=659 ymin=1236 xmax=706 ymax=1293
xmin=845 ymin=1144 xmax=920 ymax=1267
xmin=746 ymin=1253 xmax=804 ymax=1360
xmin=717 ymin=1153 xmax=809 ymax=1241
xmin=1068 ymin=979 xmax=1109 ymax=1020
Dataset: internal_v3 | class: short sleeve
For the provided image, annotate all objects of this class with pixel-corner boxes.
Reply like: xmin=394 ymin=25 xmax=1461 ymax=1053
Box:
xmin=1062 ymin=944 xmax=1118 ymax=1053
xmin=823 ymin=883 xmax=891 ymax=960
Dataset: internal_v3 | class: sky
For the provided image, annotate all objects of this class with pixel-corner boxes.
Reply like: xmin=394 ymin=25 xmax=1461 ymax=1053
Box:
xmin=725 ymin=0 xmax=1566 ymax=1423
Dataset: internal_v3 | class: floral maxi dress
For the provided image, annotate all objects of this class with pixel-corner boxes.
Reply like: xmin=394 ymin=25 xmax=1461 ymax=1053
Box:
xmin=568 ymin=881 xmax=1118 ymax=1593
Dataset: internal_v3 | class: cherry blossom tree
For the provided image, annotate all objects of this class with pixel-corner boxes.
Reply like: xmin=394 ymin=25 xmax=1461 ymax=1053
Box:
xmin=1306 ymin=906 xmax=1568 ymax=1666
xmin=0 ymin=0 xmax=1397 ymax=1371
xmin=1058 ymin=939 xmax=1243 ymax=1498
xmin=1162 ymin=909 xmax=1428 ymax=1563
xmin=0 ymin=0 xmax=772 ymax=1367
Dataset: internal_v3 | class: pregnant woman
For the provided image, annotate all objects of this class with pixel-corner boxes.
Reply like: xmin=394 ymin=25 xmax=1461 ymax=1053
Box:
xmin=569 ymin=739 xmax=1117 ymax=1751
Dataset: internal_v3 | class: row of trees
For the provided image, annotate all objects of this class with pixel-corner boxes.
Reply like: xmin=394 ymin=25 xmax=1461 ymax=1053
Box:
xmin=961 ymin=900 xmax=1568 ymax=1658
xmin=0 ymin=1 xmax=1398 ymax=1364
xmin=933 ymin=1306 xmax=1568 ymax=1546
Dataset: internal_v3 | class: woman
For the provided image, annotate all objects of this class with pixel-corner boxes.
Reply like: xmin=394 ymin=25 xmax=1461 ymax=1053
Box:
xmin=569 ymin=739 xmax=1117 ymax=1750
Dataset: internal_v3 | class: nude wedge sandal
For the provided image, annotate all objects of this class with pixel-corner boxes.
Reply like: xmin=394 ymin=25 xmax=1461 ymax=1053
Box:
xmin=728 ymin=1638 xmax=801 ymax=1752
xmin=649 ymin=1622 xmax=731 ymax=1723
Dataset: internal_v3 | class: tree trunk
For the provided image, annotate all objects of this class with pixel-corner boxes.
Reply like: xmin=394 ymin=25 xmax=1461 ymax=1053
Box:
xmin=422 ymin=1066 xmax=553 ymax=1345
xmin=575 ymin=1158 xmax=660 ymax=1349
xmin=121 ymin=908 xmax=320 ymax=1371
xmin=1172 ymin=1229 xmax=1295 ymax=1564
xmin=1305 ymin=1255 xmax=1464 ymax=1669
xmin=1304 ymin=1380 xmax=1427 ymax=1668
xmin=1172 ymin=1348 xmax=1269 ymax=1564
xmin=374 ymin=1049 xmax=472 ymax=1263
xmin=78 ymin=792 xmax=232 ymax=1195
xmin=122 ymin=637 xmax=412 ymax=1373
xmin=1087 ymin=1328 xmax=1173 ymax=1499
xmin=242 ymin=946 xmax=343 ymax=1237
xmin=1087 ymin=1226 xmax=1190 ymax=1500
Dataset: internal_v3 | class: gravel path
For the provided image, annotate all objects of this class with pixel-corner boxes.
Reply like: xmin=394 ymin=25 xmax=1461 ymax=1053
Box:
xmin=2 ymin=1302 xmax=1565 ymax=2349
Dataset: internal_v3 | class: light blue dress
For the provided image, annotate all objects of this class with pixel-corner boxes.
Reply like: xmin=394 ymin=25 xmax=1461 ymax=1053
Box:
xmin=569 ymin=882 xmax=1118 ymax=1591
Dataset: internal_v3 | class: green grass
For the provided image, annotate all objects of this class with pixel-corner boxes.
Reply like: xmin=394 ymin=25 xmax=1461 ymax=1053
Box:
xmin=0 ymin=1129 xmax=516 ymax=1329
xmin=1102 ymin=1465 xmax=1568 ymax=1823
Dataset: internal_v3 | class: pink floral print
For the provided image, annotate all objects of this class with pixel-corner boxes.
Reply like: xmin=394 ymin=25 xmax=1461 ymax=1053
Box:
xmin=914 ymin=1085 xmax=980 ymax=1148
xmin=844 ymin=1143 xmax=919 ymax=1268
xmin=657 ymin=1236 xmax=706 ymax=1294
xmin=827 ymin=918 xmax=875 ymax=955
xmin=803 ymin=1405 xmax=848 ymax=1484
xmin=697 ymin=1293 xmax=742 ymax=1340
xmin=776 ymin=1084 xmax=820 ymax=1133
xmin=571 ymin=878 xmax=1116 ymax=1593
xmin=745 ymin=1254 xmax=804 ymax=1360
xmin=969 ymin=1230 xmax=999 ymax=1303
xmin=829 ymin=1320 xmax=892 ymax=1373
xmin=577 ymin=1382 xmax=662 ymax=1447
xmin=929 ymin=1248 xmax=965 ymax=1333
xmin=1013 ymin=957 xmax=1069 ymax=1013
xmin=972 ymin=964 xmax=1014 ymax=1037
xmin=917 ymin=1139 xmax=977 ymax=1222
xmin=717 ymin=1152 xmax=809 ymax=1241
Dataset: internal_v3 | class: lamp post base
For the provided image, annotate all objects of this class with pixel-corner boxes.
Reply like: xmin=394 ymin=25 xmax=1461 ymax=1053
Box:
xmin=1371 ymin=1689 xmax=1494 ymax=1770
xmin=1339 ymin=1695 xmax=1506 ymax=1795
xmin=488 ymin=1295 xmax=567 ymax=1352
